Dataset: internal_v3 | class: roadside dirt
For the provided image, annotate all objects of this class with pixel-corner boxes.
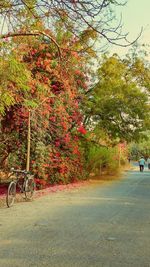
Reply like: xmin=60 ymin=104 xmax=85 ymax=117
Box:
xmin=0 ymin=164 xmax=132 ymax=209
xmin=0 ymin=180 xmax=89 ymax=208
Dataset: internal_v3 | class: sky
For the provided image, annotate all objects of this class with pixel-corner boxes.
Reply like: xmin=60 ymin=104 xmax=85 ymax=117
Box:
xmin=110 ymin=0 xmax=150 ymax=57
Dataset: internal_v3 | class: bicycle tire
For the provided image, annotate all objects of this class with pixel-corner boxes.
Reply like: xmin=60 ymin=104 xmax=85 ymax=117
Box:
xmin=6 ymin=181 xmax=16 ymax=207
xmin=24 ymin=176 xmax=35 ymax=200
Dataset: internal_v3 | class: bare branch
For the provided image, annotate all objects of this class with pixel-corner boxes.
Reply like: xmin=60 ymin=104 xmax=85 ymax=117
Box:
xmin=0 ymin=0 xmax=142 ymax=47
xmin=0 ymin=30 xmax=62 ymax=59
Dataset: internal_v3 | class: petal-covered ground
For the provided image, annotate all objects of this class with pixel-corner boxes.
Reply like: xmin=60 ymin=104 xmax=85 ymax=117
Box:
xmin=0 ymin=185 xmax=7 ymax=196
xmin=35 ymin=181 xmax=88 ymax=198
xmin=0 ymin=181 xmax=89 ymax=208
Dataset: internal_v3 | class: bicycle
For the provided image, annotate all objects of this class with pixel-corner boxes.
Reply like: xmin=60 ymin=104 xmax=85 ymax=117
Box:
xmin=6 ymin=168 xmax=35 ymax=208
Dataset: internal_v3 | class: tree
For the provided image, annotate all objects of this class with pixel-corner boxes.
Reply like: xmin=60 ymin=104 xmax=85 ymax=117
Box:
xmin=0 ymin=24 xmax=89 ymax=185
xmin=84 ymin=54 xmax=150 ymax=143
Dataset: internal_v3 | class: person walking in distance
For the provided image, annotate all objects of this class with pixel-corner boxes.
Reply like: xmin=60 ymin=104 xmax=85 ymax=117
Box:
xmin=147 ymin=157 xmax=150 ymax=170
xmin=138 ymin=156 xmax=145 ymax=172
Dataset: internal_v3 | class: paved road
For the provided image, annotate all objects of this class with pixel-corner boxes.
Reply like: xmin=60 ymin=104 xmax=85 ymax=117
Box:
xmin=0 ymin=169 xmax=150 ymax=267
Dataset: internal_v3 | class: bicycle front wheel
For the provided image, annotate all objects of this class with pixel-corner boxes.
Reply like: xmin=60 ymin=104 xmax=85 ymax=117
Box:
xmin=24 ymin=176 xmax=35 ymax=200
xmin=6 ymin=181 xmax=16 ymax=207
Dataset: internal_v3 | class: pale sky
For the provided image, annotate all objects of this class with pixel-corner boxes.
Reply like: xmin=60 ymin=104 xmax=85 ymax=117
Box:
xmin=110 ymin=0 xmax=150 ymax=57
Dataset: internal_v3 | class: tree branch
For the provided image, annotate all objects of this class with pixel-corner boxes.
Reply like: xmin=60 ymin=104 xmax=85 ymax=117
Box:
xmin=0 ymin=30 xmax=62 ymax=60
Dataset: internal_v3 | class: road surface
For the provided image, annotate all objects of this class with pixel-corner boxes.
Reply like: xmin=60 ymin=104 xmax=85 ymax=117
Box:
xmin=0 ymin=169 xmax=150 ymax=267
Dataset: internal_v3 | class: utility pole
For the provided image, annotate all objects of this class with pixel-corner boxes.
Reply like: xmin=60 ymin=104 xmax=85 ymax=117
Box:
xmin=118 ymin=144 xmax=121 ymax=168
xmin=26 ymin=109 xmax=31 ymax=171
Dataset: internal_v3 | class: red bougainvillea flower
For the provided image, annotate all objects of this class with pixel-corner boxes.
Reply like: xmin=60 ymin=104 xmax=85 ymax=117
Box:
xmin=55 ymin=152 xmax=61 ymax=157
xmin=49 ymin=116 xmax=56 ymax=122
xmin=51 ymin=85 xmax=58 ymax=90
xmin=55 ymin=140 xmax=60 ymax=147
xmin=77 ymin=126 xmax=87 ymax=135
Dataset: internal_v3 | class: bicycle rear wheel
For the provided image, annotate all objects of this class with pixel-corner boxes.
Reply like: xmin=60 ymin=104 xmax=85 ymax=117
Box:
xmin=6 ymin=181 xmax=16 ymax=207
xmin=24 ymin=176 xmax=35 ymax=200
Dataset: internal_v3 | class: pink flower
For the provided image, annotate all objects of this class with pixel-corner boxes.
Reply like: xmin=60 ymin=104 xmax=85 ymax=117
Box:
xmin=4 ymin=37 xmax=9 ymax=42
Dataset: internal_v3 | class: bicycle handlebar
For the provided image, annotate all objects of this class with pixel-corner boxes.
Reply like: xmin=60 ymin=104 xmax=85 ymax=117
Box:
xmin=10 ymin=168 xmax=30 ymax=175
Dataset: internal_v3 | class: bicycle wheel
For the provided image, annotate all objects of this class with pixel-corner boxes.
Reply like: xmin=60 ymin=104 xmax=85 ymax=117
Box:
xmin=24 ymin=176 xmax=35 ymax=200
xmin=6 ymin=181 xmax=16 ymax=207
